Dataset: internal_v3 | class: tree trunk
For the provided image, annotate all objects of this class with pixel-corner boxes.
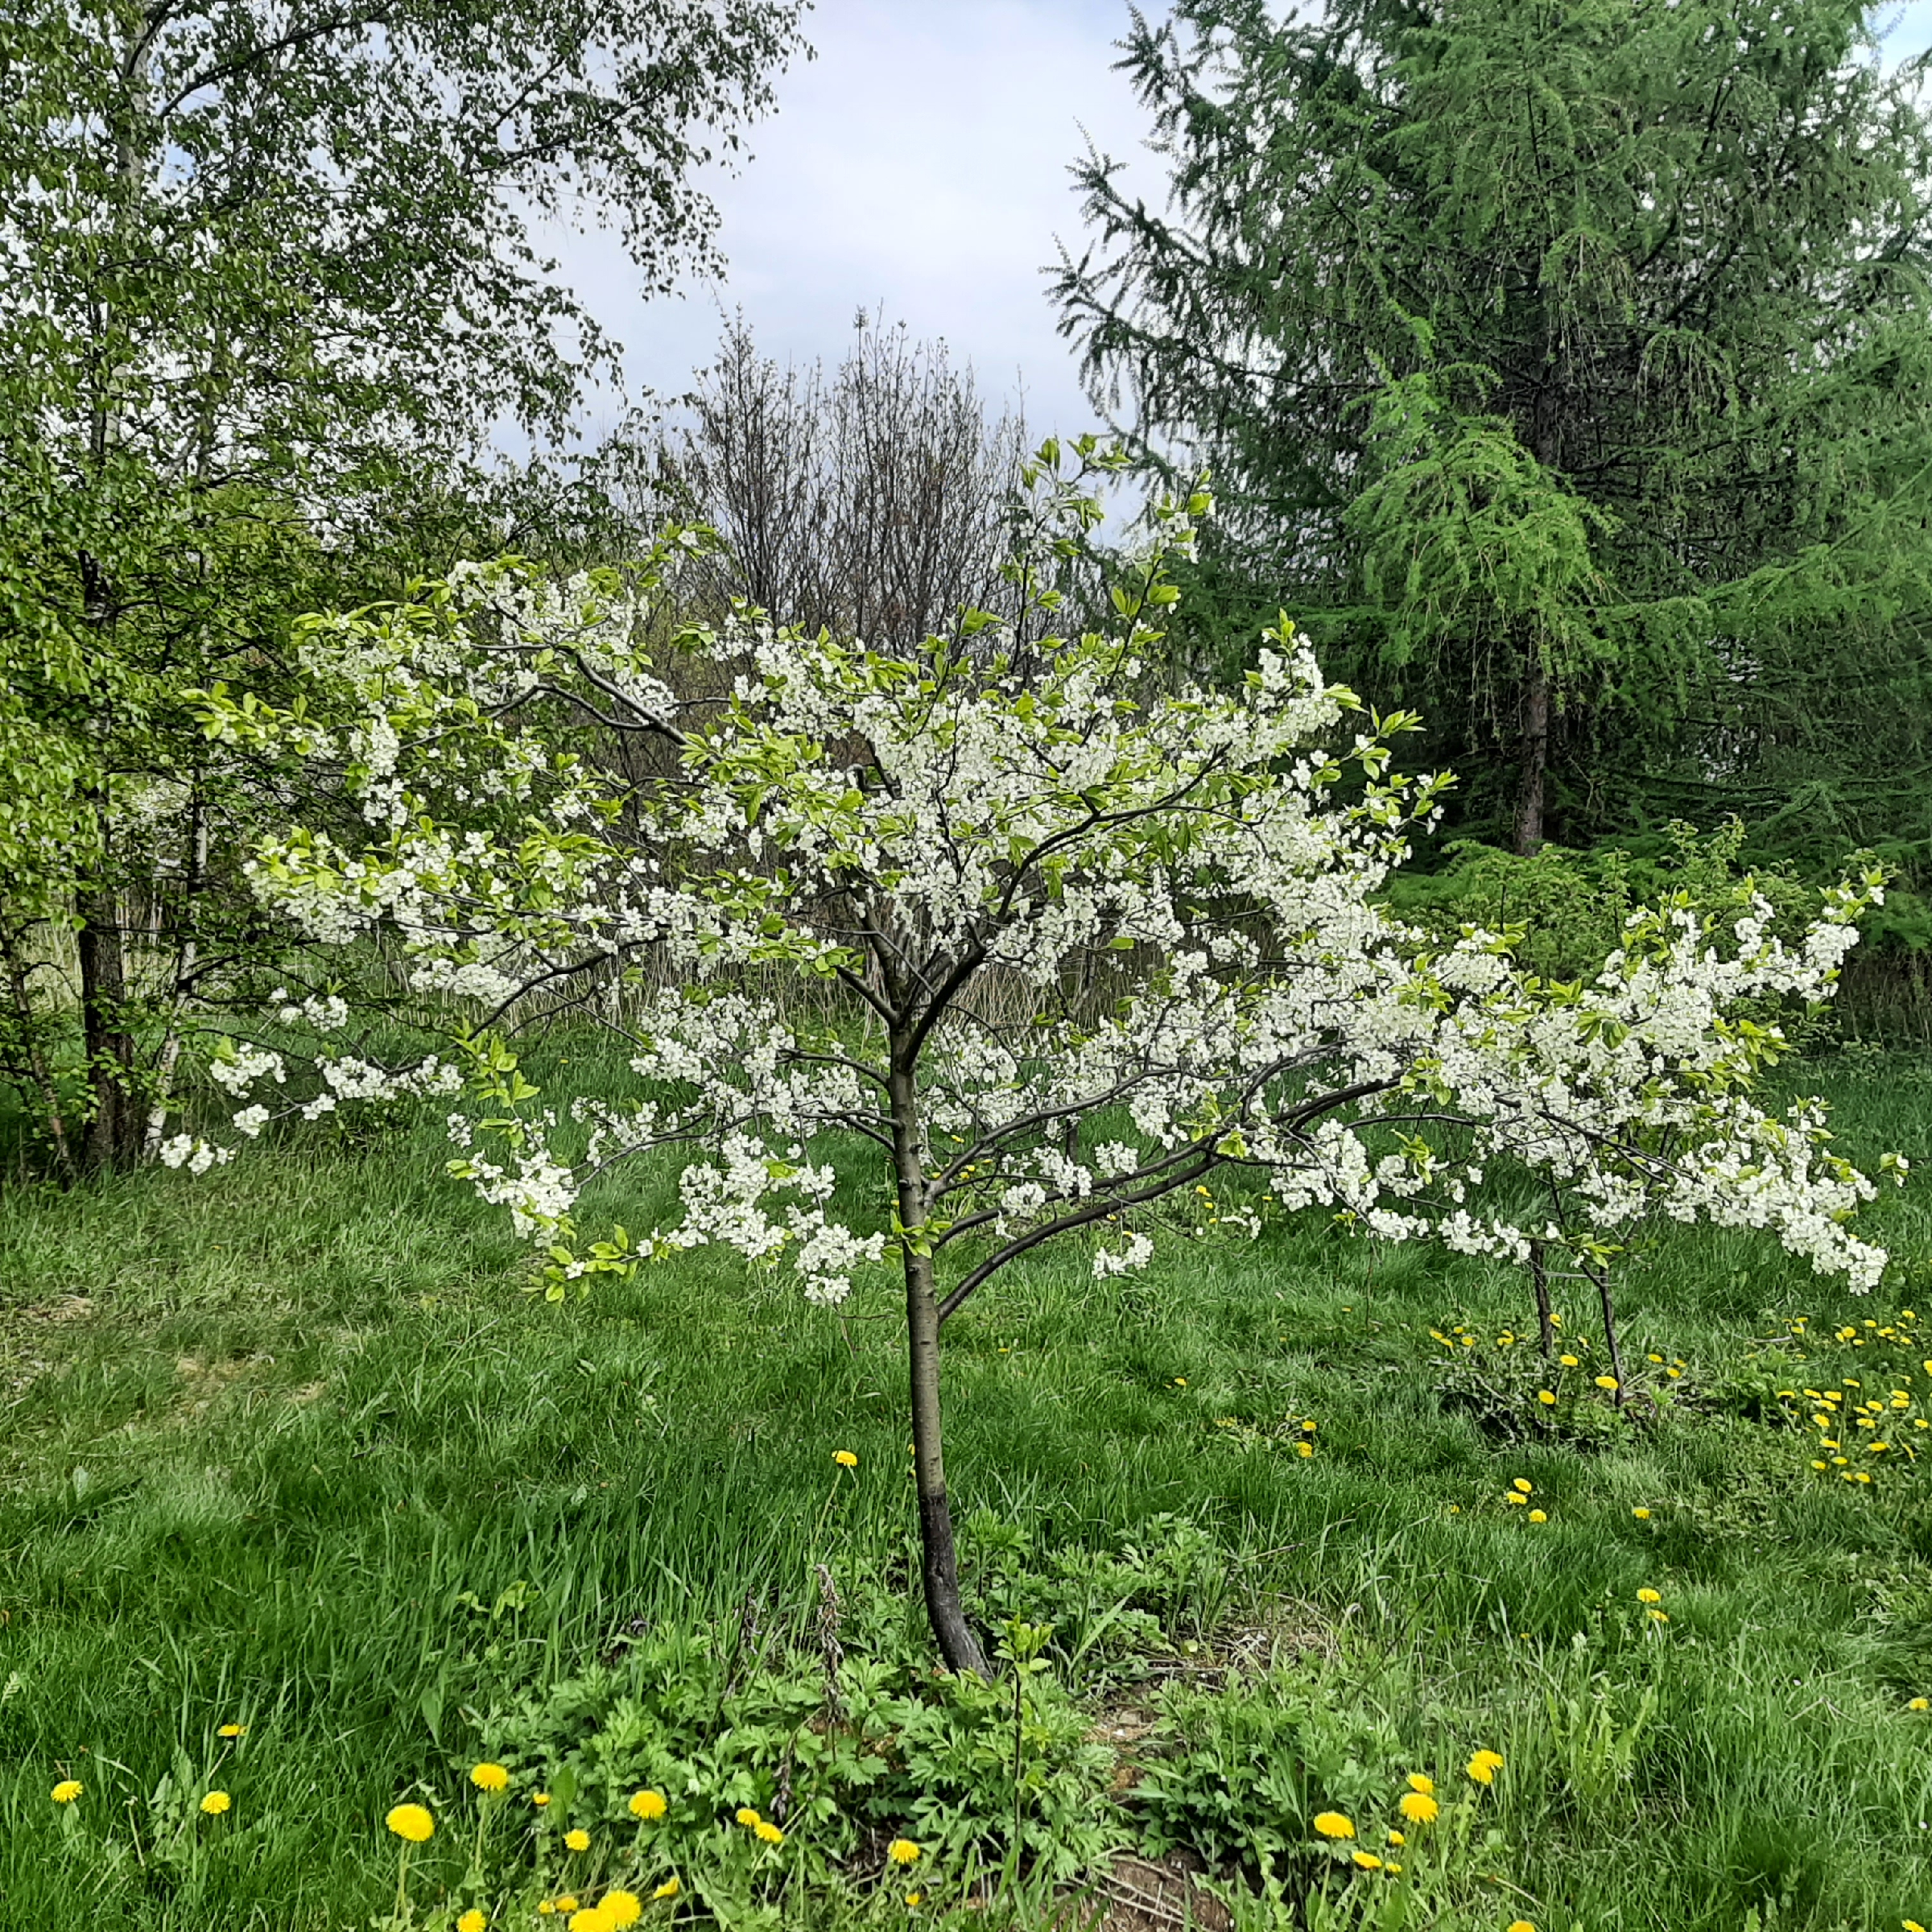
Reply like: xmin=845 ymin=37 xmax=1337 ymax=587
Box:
xmin=1583 ymin=1257 xmax=1626 ymax=1408
xmin=0 ymin=929 xmax=79 ymax=1184
xmin=1529 ymin=1237 xmax=1554 ymax=1360
xmin=888 ymin=1057 xmax=989 ymax=1676
xmin=76 ymin=893 xmax=141 ymax=1170
xmin=144 ymin=798 xmax=207 ymax=1158
xmin=1513 ymin=654 xmax=1549 ymax=856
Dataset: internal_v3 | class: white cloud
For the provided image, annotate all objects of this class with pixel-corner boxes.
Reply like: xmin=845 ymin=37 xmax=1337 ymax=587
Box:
xmin=544 ymin=0 xmax=1932 ymax=451
xmin=551 ymin=0 xmax=1158 ymax=443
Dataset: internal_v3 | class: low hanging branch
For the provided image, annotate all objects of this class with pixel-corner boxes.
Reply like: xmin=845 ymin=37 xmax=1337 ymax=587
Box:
xmin=179 ymin=445 xmax=1905 ymax=1673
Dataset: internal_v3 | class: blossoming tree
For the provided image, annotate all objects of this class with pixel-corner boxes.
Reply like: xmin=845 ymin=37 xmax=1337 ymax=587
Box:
xmin=184 ymin=447 xmax=1902 ymax=1674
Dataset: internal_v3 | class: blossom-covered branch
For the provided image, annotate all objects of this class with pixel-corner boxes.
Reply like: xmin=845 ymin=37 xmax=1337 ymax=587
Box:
xmin=180 ymin=441 xmax=1904 ymax=1669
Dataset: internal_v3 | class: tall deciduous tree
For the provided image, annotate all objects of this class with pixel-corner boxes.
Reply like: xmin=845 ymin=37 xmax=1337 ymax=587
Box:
xmin=0 ymin=0 xmax=806 ymax=1166
xmin=1055 ymin=0 xmax=1932 ymax=858
xmin=666 ymin=312 xmax=1033 ymax=649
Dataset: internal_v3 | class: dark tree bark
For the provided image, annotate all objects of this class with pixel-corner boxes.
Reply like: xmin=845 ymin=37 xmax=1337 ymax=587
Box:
xmin=1513 ymin=657 xmax=1550 ymax=856
xmin=76 ymin=894 xmax=142 ymax=1170
xmin=1530 ymin=1236 xmax=1554 ymax=1359
xmin=888 ymin=1055 xmax=989 ymax=1676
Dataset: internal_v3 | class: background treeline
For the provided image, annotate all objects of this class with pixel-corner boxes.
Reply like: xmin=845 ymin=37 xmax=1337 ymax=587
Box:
xmin=1057 ymin=0 xmax=1932 ymax=1011
xmin=6 ymin=0 xmax=1932 ymax=1183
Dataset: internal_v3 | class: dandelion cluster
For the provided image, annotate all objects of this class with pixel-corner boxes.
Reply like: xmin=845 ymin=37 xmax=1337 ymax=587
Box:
xmin=1310 ymin=1754 xmax=1501 ymax=1880
xmin=1773 ymin=1310 xmax=1927 ymax=1492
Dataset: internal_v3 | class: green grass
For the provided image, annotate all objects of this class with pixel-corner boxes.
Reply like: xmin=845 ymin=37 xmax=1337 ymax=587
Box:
xmin=3 ymin=1059 xmax=1932 ymax=1929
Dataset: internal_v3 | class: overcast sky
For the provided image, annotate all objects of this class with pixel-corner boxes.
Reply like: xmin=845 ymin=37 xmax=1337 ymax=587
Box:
xmin=558 ymin=0 xmax=1932 ymax=448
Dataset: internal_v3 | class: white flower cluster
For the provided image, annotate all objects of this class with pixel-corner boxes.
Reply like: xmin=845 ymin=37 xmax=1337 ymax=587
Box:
xmin=175 ymin=483 xmax=1900 ymax=1311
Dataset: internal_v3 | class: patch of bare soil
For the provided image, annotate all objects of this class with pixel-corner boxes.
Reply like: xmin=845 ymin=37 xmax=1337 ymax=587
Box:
xmin=1061 ymin=1852 xmax=1235 ymax=1932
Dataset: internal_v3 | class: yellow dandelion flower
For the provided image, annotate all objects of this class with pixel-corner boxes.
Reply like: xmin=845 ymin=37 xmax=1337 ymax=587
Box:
xmin=735 ymin=1807 xmax=763 ymax=1828
xmin=459 ymin=1913 xmax=488 ymax=1932
xmin=1406 ymin=1773 xmax=1434 ymax=1795
xmin=1294 ymin=1440 xmax=1314 ymax=1458
xmin=52 ymin=1780 xmax=83 ymax=1804
xmin=833 ymin=1450 xmax=858 ymax=1469
xmin=1300 ymin=1418 xmax=1317 ymax=1433
xmin=1537 ymin=1390 xmax=1556 ymax=1406
xmin=888 ymin=1839 xmax=922 ymax=1865
xmin=1595 ymin=1375 xmax=1620 ymax=1391
xmin=565 ymin=1827 xmax=591 ymax=1852
xmin=906 ymin=1891 xmax=925 ymax=1907
xmin=555 ymin=1899 xmax=580 ymax=1915
xmin=1527 ymin=1509 xmax=1547 ymax=1522
xmin=1397 ymin=1791 xmax=1439 ymax=1824
xmin=754 ymin=1819 xmax=785 ymax=1845
xmin=386 ymin=1802 xmax=434 ymax=1843
xmin=539 ymin=1907 xmax=555 ymax=1920
xmin=1173 ymin=1377 xmax=1187 ymax=1387
xmin=1905 ymin=1920 xmax=1927 ymax=1932
xmin=1466 ymin=1750 xmax=1505 ymax=1785
xmin=1909 ymin=1698 xmax=1929 ymax=1711
xmin=1637 ymin=1588 xmax=1662 ymax=1604
xmin=1352 ymin=1851 xmax=1382 ymax=1871
xmin=200 ymin=1790 xmax=231 ymax=1815
xmin=1507 ymin=1922 xmax=1537 ymax=1932
xmin=1633 ymin=1506 xmax=1651 ymax=1519
xmin=1505 ymin=1492 xmax=1527 ymax=1506
xmin=1387 ymin=1829 xmax=1406 ymax=1846
xmin=534 ymin=1792 xmax=551 ymax=1807
xmin=1385 ymin=1862 xmax=1402 ymax=1875
xmin=1512 ymin=1478 xmax=1533 ymax=1495
xmin=630 ymin=1788 xmax=667 ymax=1820
xmin=568 ymin=1909 xmax=608 ymax=1932
xmin=653 ymin=1878 xmax=681 ymax=1901
xmin=217 ymin=1723 xmax=246 ymax=1739
xmin=1313 ymin=1810 xmax=1355 ymax=1839
xmin=1559 ymin=1354 xmax=1579 ymax=1368
xmin=471 ymin=1761 xmax=510 ymax=1793
xmin=1649 ymin=1608 xmax=1670 ymax=1623
xmin=603 ymin=1890 xmax=643 ymax=1928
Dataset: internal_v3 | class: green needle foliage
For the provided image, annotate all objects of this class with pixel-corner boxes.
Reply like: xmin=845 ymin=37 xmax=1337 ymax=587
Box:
xmin=1058 ymin=0 xmax=1932 ymax=861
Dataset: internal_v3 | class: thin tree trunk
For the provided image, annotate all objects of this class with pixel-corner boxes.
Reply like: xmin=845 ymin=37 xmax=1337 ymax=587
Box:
xmin=888 ymin=1056 xmax=989 ymax=1676
xmin=1513 ymin=655 xmax=1549 ymax=856
xmin=1529 ymin=1237 xmax=1554 ymax=1359
xmin=144 ymin=799 xmax=207 ymax=1157
xmin=1 ymin=929 xmax=79 ymax=1184
xmin=76 ymin=892 xmax=140 ymax=1170
xmin=1583 ymin=1257 xmax=1626 ymax=1407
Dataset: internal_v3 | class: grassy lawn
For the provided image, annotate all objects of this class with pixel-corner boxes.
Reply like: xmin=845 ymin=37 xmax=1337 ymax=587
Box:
xmin=3 ymin=1057 xmax=1931 ymax=1930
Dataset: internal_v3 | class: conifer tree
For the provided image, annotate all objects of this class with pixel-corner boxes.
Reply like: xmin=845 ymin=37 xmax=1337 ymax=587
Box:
xmin=1057 ymin=0 xmax=1932 ymax=859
